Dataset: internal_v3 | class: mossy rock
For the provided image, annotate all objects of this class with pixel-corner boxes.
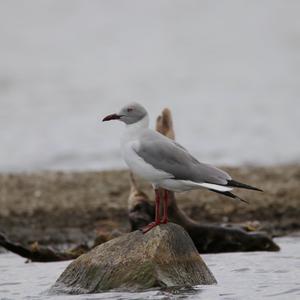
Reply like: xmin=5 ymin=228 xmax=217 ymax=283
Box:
xmin=51 ymin=223 xmax=216 ymax=293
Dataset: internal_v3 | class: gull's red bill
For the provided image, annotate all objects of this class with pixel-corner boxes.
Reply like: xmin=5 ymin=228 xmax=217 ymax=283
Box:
xmin=102 ymin=113 xmax=121 ymax=122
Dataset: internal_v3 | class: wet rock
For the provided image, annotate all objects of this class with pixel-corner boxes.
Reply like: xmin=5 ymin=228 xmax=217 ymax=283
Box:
xmin=51 ymin=223 xmax=216 ymax=293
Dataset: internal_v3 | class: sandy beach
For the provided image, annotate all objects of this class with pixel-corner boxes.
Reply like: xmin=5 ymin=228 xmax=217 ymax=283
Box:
xmin=1 ymin=165 xmax=299 ymax=246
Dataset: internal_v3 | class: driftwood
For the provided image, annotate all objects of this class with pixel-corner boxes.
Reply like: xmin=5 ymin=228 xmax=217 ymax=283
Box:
xmin=128 ymin=108 xmax=280 ymax=253
xmin=128 ymin=176 xmax=280 ymax=252
xmin=0 ymin=232 xmax=89 ymax=262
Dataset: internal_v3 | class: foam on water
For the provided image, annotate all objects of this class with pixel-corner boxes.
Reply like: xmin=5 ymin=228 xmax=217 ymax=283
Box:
xmin=0 ymin=1 xmax=300 ymax=171
xmin=0 ymin=237 xmax=299 ymax=300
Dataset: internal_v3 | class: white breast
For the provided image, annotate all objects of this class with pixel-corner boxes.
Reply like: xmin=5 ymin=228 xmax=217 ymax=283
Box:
xmin=121 ymin=139 xmax=171 ymax=183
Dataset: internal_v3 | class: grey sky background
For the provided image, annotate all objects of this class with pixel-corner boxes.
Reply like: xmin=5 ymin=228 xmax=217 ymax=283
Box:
xmin=0 ymin=1 xmax=299 ymax=171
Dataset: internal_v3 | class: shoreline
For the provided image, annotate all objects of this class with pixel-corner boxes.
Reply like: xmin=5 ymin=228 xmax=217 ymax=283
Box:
xmin=0 ymin=165 xmax=300 ymax=246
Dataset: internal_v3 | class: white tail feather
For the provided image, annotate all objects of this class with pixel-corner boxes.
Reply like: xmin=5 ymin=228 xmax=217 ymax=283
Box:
xmin=197 ymin=182 xmax=233 ymax=192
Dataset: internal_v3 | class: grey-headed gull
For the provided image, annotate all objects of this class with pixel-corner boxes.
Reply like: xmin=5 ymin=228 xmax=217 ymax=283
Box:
xmin=103 ymin=102 xmax=262 ymax=233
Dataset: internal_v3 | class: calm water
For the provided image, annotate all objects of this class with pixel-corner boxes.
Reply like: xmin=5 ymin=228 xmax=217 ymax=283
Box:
xmin=0 ymin=1 xmax=300 ymax=171
xmin=0 ymin=236 xmax=299 ymax=300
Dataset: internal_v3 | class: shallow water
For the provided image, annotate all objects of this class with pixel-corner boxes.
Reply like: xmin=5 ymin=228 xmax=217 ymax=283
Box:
xmin=0 ymin=236 xmax=299 ymax=300
xmin=1 ymin=1 xmax=300 ymax=171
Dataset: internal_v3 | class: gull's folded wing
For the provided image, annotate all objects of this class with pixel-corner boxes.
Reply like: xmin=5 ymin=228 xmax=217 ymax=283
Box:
xmin=134 ymin=131 xmax=231 ymax=186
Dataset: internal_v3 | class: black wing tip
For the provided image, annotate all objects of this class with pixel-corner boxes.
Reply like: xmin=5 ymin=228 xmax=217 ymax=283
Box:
xmin=235 ymin=194 xmax=249 ymax=204
xmin=227 ymin=180 xmax=263 ymax=192
xmin=209 ymin=189 xmax=249 ymax=205
xmin=228 ymin=192 xmax=249 ymax=205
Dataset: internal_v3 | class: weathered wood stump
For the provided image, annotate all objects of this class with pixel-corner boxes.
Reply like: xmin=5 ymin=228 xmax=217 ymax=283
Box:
xmin=51 ymin=223 xmax=216 ymax=293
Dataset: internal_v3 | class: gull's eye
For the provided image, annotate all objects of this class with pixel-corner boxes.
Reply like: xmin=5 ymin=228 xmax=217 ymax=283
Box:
xmin=127 ymin=108 xmax=133 ymax=112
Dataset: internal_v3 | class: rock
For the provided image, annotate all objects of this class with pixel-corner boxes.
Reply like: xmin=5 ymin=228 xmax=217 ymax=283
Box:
xmin=51 ymin=223 xmax=216 ymax=293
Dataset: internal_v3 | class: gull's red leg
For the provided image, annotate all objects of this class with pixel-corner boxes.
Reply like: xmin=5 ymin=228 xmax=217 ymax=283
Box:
xmin=161 ymin=190 xmax=169 ymax=224
xmin=142 ymin=189 xmax=161 ymax=233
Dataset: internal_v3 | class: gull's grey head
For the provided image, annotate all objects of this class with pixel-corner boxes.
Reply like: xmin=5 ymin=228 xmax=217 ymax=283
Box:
xmin=103 ymin=102 xmax=148 ymax=125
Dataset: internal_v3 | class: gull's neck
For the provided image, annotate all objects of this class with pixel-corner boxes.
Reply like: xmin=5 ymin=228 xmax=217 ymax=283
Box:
xmin=124 ymin=114 xmax=149 ymax=138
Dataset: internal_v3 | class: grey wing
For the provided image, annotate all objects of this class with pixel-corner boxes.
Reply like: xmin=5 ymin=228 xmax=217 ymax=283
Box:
xmin=134 ymin=132 xmax=231 ymax=185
